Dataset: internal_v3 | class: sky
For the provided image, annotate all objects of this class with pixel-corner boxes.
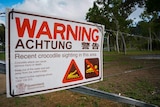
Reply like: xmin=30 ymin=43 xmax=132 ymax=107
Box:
xmin=0 ymin=0 xmax=94 ymax=25
xmin=128 ymin=5 xmax=144 ymax=25
xmin=0 ymin=0 xmax=143 ymax=25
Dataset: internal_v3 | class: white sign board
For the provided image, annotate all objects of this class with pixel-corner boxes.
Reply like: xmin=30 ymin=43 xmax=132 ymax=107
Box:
xmin=6 ymin=8 xmax=104 ymax=97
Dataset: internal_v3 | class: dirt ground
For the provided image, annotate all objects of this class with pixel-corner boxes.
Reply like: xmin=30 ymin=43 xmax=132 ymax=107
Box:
xmin=0 ymin=54 xmax=160 ymax=107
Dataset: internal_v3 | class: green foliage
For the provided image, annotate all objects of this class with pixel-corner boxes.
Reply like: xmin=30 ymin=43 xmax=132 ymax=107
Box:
xmin=152 ymin=40 xmax=160 ymax=50
xmin=145 ymin=0 xmax=160 ymax=13
xmin=0 ymin=24 xmax=5 ymax=51
xmin=86 ymin=0 xmax=133 ymax=32
xmin=0 ymin=24 xmax=5 ymax=44
xmin=86 ymin=2 xmax=101 ymax=23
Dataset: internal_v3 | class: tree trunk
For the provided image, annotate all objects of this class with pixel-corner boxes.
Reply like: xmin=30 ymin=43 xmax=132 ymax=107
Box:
xmin=148 ymin=39 xmax=150 ymax=51
xmin=149 ymin=27 xmax=152 ymax=51
xmin=120 ymin=33 xmax=126 ymax=55
xmin=116 ymin=31 xmax=119 ymax=53
xmin=107 ymin=34 xmax=110 ymax=52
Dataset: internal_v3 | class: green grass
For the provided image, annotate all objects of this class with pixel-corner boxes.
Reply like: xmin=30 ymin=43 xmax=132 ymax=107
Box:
xmin=103 ymin=51 xmax=123 ymax=62
xmin=104 ymin=50 xmax=160 ymax=56
xmin=125 ymin=50 xmax=160 ymax=55
xmin=0 ymin=53 xmax=5 ymax=60
xmin=103 ymin=55 xmax=118 ymax=62
xmin=124 ymin=78 xmax=160 ymax=106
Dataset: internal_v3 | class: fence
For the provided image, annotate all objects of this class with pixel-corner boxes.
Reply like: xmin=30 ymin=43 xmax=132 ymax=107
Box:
xmin=104 ymin=29 xmax=160 ymax=52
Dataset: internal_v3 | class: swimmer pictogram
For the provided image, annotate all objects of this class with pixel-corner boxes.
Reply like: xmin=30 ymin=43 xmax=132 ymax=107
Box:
xmin=85 ymin=58 xmax=99 ymax=79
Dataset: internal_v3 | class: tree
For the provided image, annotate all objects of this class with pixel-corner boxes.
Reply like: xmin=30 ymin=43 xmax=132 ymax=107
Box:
xmin=86 ymin=0 xmax=133 ymax=54
xmin=137 ymin=0 xmax=160 ymax=51
xmin=122 ymin=0 xmax=160 ymax=16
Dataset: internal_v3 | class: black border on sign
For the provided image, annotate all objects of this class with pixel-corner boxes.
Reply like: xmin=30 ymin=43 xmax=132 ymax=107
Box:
xmin=8 ymin=10 xmax=103 ymax=97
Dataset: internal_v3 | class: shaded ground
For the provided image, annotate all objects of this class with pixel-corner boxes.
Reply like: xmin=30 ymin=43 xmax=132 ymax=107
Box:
xmin=0 ymin=52 xmax=160 ymax=107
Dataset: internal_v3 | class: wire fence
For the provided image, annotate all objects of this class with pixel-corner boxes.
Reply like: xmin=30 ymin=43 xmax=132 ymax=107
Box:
xmin=104 ymin=29 xmax=160 ymax=52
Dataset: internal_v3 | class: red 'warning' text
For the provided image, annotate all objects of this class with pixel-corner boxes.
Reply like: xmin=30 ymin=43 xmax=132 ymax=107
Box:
xmin=15 ymin=17 xmax=100 ymax=42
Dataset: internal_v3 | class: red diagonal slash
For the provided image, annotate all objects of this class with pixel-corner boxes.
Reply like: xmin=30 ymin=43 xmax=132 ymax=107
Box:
xmin=85 ymin=60 xmax=99 ymax=76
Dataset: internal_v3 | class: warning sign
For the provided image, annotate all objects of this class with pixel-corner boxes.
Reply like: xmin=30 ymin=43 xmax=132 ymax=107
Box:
xmin=6 ymin=8 xmax=104 ymax=97
xmin=63 ymin=59 xmax=83 ymax=83
xmin=85 ymin=58 xmax=99 ymax=79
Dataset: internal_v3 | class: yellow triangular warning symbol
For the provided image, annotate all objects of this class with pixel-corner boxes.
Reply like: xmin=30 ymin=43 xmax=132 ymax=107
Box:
xmin=62 ymin=59 xmax=83 ymax=83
